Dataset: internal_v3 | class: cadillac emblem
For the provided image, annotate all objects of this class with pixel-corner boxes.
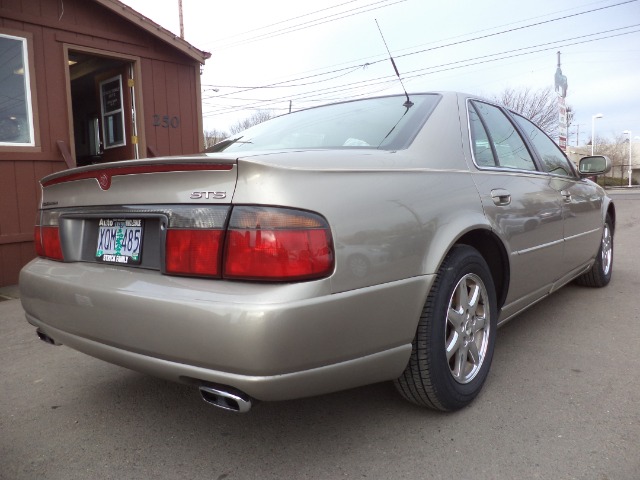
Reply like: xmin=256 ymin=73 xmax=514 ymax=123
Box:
xmin=97 ymin=172 xmax=111 ymax=190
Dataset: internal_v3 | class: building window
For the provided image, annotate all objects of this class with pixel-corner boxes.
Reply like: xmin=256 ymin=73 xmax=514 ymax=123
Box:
xmin=0 ymin=33 xmax=35 ymax=146
xmin=99 ymin=75 xmax=126 ymax=149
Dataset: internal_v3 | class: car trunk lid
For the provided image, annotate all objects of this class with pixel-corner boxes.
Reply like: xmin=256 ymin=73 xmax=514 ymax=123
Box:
xmin=40 ymin=155 xmax=238 ymax=208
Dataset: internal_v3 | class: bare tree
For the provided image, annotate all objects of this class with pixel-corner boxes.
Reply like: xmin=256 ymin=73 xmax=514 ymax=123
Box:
xmin=594 ymin=134 xmax=628 ymax=166
xmin=592 ymin=134 xmax=636 ymax=185
xmin=229 ymin=110 xmax=273 ymax=135
xmin=203 ymin=128 xmax=229 ymax=149
xmin=490 ymin=86 xmax=570 ymax=138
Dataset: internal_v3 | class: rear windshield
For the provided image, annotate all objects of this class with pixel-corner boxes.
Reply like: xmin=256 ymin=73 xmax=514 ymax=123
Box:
xmin=209 ymin=94 xmax=441 ymax=153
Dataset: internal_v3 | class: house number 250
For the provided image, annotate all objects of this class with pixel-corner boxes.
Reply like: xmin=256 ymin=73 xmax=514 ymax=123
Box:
xmin=153 ymin=115 xmax=180 ymax=128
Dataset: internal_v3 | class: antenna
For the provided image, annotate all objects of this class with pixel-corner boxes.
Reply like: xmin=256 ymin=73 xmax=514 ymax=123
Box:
xmin=375 ymin=19 xmax=413 ymax=108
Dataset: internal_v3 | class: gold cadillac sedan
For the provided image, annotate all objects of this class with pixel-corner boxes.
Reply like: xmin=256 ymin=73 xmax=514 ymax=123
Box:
xmin=20 ymin=92 xmax=614 ymax=413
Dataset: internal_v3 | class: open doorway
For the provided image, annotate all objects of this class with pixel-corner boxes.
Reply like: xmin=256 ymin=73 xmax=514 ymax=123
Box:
xmin=67 ymin=50 xmax=139 ymax=167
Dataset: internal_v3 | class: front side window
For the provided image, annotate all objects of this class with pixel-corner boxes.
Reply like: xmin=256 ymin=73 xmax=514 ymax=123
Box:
xmin=0 ymin=33 xmax=34 ymax=146
xmin=470 ymin=101 xmax=536 ymax=171
xmin=513 ymin=113 xmax=575 ymax=177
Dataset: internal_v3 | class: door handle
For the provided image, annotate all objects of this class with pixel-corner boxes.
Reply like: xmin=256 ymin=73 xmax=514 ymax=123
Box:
xmin=561 ymin=190 xmax=572 ymax=202
xmin=490 ymin=189 xmax=511 ymax=206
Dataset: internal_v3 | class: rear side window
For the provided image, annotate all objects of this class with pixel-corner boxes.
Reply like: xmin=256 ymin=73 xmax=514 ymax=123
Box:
xmin=513 ymin=114 xmax=575 ymax=177
xmin=469 ymin=101 xmax=536 ymax=171
xmin=469 ymin=103 xmax=496 ymax=167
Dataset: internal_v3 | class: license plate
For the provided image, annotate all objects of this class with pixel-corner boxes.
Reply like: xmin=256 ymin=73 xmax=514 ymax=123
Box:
xmin=96 ymin=219 xmax=143 ymax=265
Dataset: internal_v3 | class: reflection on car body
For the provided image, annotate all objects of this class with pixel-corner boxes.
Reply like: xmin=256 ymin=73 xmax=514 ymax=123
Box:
xmin=20 ymin=92 xmax=614 ymax=413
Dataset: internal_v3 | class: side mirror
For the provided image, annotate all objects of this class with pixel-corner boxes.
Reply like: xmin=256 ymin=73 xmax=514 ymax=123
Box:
xmin=578 ymin=155 xmax=612 ymax=177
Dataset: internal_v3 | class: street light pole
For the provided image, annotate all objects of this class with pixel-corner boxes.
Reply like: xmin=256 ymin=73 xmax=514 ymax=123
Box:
xmin=623 ymin=130 xmax=632 ymax=187
xmin=591 ymin=113 xmax=603 ymax=155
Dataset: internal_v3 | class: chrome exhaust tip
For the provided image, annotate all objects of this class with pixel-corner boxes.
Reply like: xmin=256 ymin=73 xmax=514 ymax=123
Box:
xmin=199 ymin=385 xmax=252 ymax=413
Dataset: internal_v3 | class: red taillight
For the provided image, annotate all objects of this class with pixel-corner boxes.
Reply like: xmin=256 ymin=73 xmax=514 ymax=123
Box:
xmin=223 ymin=207 xmax=334 ymax=281
xmin=36 ymin=226 xmax=64 ymax=261
xmin=34 ymin=210 xmax=63 ymax=261
xmin=165 ymin=229 xmax=223 ymax=277
xmin=163 ymin=206 xmax=334 ymax=282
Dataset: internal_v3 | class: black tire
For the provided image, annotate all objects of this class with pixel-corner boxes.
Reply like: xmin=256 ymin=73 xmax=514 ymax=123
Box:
xmin=575 ymin=213 xmax=613 ymax=288
xmin=395 ymin=245 xmax=497 ymax=411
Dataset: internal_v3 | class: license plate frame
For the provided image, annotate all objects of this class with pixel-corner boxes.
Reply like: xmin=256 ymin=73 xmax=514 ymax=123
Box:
xmin=96 ymin=218 xmax=143 ymax=265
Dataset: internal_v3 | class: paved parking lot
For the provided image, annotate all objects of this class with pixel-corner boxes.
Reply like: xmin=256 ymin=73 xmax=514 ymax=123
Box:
xmin=1 ymin=191 xmax=639 ymax=480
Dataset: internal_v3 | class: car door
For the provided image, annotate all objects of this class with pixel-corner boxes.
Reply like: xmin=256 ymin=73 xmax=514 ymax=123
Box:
xmin=466 ymin=100 xmax=565 ymax=319
xmin=511 ymin=113 xmax=605 ymax=276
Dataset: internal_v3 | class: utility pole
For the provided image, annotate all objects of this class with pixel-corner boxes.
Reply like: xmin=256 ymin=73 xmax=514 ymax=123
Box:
xmin=573 ymin=123 xmax=585 ymax=146
xmin=178 ymin=0 xmax=184 ymax=39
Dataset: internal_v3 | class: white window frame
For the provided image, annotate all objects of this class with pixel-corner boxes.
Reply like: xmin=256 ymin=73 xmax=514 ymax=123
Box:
xmin=99 ymin=75 xmax=126 ymax=149
xmin=0 ymin=32 xmax=36 ymax=147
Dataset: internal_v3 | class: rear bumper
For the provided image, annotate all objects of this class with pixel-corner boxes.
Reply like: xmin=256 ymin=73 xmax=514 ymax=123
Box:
xmin=20 ymin=259 xmax=431 ymax=401
xmin=26 ymin=315 xmax=411 ymax=401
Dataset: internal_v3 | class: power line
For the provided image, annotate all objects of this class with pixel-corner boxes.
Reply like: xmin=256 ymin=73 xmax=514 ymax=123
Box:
xmin=401 ymin=24 xmax=640 ymax=80
xmin=203 ymin=0 xmax=627 ymax=95
xmin=201 ymin=25 xmax=640 ymax=117
xmin=202 ymin=65 xmax=365 ymax=93
xmin=202 ymin=0 xmax=637 ymax=96
xmin=203 ymin=62 xmax=385 ymax=99
xmin=395 ymin=0 xmax=638 ymax=61
xmin=383 ymin=0 xmax=630 ymax=58
xmin=402 ymin=28 xmax=640 ymax=82
xmin=203 ymin=0 xmax=362 ymax=45
xmin=205 ymin=0 xmax=407 ymax=50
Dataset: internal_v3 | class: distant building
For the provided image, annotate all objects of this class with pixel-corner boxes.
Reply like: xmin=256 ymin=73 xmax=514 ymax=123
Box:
xmin=568 ymin=142 xmax=639 ymax=185
xmin=0 ymin=0 xmax=210 ymax=287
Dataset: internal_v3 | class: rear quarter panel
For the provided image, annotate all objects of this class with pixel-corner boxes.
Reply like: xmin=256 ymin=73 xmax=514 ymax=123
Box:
xmin=231 ymin=94 xmax=489 ymax=295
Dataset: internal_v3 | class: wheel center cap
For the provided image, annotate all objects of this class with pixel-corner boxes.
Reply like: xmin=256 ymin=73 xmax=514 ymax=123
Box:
xmin=464 ymin=319 xmax=472 ymax=335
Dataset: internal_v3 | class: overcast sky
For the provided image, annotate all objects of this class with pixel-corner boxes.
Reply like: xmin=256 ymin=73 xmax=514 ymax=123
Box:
xmin=122 ymin=0 xmax=640 ymax=146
